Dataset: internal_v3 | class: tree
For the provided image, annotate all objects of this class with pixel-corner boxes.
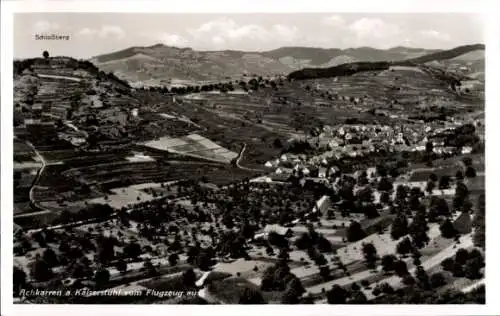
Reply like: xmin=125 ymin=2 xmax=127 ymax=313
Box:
xmin=196 ymin=252 xmax=213 ymax=271
xmin=31 ymin=258 xmax=53 ymax=282
xmin=452 ymin=262 xmax=465 ymax=278
xmin=281 ymin=286 xmax=302 ymax=304
xmin=441 ymin=257 xmax=455 ymax=271
xmin=402 ymin=274 xmax=416 ymax=286
xmin=378 ymin=177 xmax=393 ymax=192
xmin=395 ymin=185 xmax=408 ymax=204
xmin=454 ymin=248 xmax=469 ymax=265
xmin=94 ymin=268 xmax=111 ymax=289
xmin=144 ymin=259 xmax=158 ymax=276
xmin=464 ymin=257 xmax=484 ymax=280
xmin=429 ymin=173 xmax=438 ymax=182
xmin=429 ymin=197 xmax=451 ymax=220
xmin=123 ymin=242 xmax=142 ymax=259
xmin=317 ymin=236 xmax=334 ymax=253
xmin=327 ymin=284 xmax=350 ymax=304
xmin=346 ymin=221 xmax=366 ymax=242
xmin=362 ymin=243 xmax=378 ymax=269
xmin=357 ymin=186 xmax=374 ymax=203
xmin=453 ymin=182 xmax=470 ymax=212
xmin=439 ymin=175 xmax=451 ymax=190
xmin=357 ymin=171 xmax=369 ymax=186
xmin=430 ymin=272 xmax=447 ymax=289
xmin=394 ymin=260 xmax=408 ymax=277
xmin=182 ymin=268 xmax=197 ymax=288
xmin=440 ymin=219 xmax=458 ymax=239
xmin=473 ymin=194 xmax=485 ymax=249
xmin=319 ymin=265 xmax=330 ymax=280
xmin=473 ymin=229 xmax=485 ymax=250
xmin=396 ymin=237 xmax=413 ymax=257
xmin=278 ymin=248 xmax=291 ymax=262
xmin=391 ymin=214 xmax=409 ymax=240
xmin=43 ymin=50 xmax=49 ymax=58
xmin=409 ymin=211 xmax=429 ymax=249
xmin=70 ymin=261 xmax=93 ymax=279
xmin=273 ymin=138 xmax=283 ymax=148
xmin=349 ymin=290 xmax=368 ymax=304
xmin=13 ymin=266 xmax=27 ymax=297
xmin=455 ymin=171 xmax=464 ymax=181
xmin=381 ymin=254 xmax=396 ymax=274
xmin=168 ymin=253 xmax=179 ymax=266
xmin=285 ymin=276 xmax=305 ymax=297
xmin=425 ymin=141 xmax=434 ymax=154
xmin=42 ymin=247 xmax=59 ymax=268
xmin=380 ymin=192 xmax=391 ymax=204
xmin=425 ymin=180 xmax=436 ymax=194
xmin=415 ymin=265 xmax=430 ymax=290
xmin=462 ymin=157 xmax=473 ymax=167
xmin=465 ymin=166 xmax=477 ymax=178
xmin=116 ymin=259 xmax=128 ymax=274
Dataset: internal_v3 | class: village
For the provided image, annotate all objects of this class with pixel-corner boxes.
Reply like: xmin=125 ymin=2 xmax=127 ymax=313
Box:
xmin=11 ymin=37 xmax=486 ymax=305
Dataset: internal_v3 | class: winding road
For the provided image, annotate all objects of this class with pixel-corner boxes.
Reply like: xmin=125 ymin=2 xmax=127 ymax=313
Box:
xmin=234 ymin=143 xmax=264 ymax=172
xmin=24 ymin=141 xmax=51 ymax=214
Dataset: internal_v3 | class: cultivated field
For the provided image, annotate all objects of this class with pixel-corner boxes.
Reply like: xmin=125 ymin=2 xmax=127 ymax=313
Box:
xmin=144 ymin=134 xmax=238 ymax=164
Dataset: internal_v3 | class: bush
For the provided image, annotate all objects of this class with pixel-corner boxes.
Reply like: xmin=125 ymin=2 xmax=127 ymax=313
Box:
xmin=440 ymin=219 xmax=458 ymax=239
xmin=430 ymin=272 xmax=447 ymax=289
xmin=441 ymin=257 xmax=455 ymax=271
xmin=402 ymin=275 xmax=416 ymax=286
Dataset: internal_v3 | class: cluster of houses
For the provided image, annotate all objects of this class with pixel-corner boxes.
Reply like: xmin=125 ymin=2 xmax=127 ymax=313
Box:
xmin=264 ymin=118 xmax=477 ymax=180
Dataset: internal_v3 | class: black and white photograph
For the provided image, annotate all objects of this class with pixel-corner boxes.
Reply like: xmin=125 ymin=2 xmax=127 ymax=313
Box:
xmin=1 ymin=0 xmax=498 ymax=314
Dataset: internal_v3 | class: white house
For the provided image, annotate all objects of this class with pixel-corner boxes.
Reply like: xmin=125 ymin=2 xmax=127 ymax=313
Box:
xmin=366 ymin=167 xmax=377 ymax=178
xmin=264 ymin=161 xmax=273 ymax=168
xmin=462 ymin=146 xmax=473 ymax=154
xmin=318 ymin=167 xmax=327 ymax=178
xmin=264 ymin=224 xmax=292 ymax=236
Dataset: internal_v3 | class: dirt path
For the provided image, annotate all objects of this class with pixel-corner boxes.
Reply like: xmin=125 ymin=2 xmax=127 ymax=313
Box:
xmin=461 ymin=279 xmax=484 ymax=293
xmin=38 ymin=73 xmax=82 ymax=82
xmin=363 ymin=233 xmax=473 ymax=300
xmin=26 ymin=141 xmax=51 ymax=213
xmin=235 ymin=143 xmax=264 ymax=172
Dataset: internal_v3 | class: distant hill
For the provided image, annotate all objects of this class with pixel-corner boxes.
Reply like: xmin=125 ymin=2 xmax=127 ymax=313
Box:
xmin=92 ymin=43 xmax=483 ymax=85
xmin=261 ymin=46 xmax=439 ymax=67
xmin=92 ymin=45 xmax=291 ymax=86
xmin=288 ymin=44 xmax=484 ymax=81
xmin=404 ymin=44 xmax=484 ymax=64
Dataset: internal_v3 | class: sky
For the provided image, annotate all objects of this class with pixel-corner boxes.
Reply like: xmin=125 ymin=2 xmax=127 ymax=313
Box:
xmin=14 ymin=13 xmax=485 ymax=59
